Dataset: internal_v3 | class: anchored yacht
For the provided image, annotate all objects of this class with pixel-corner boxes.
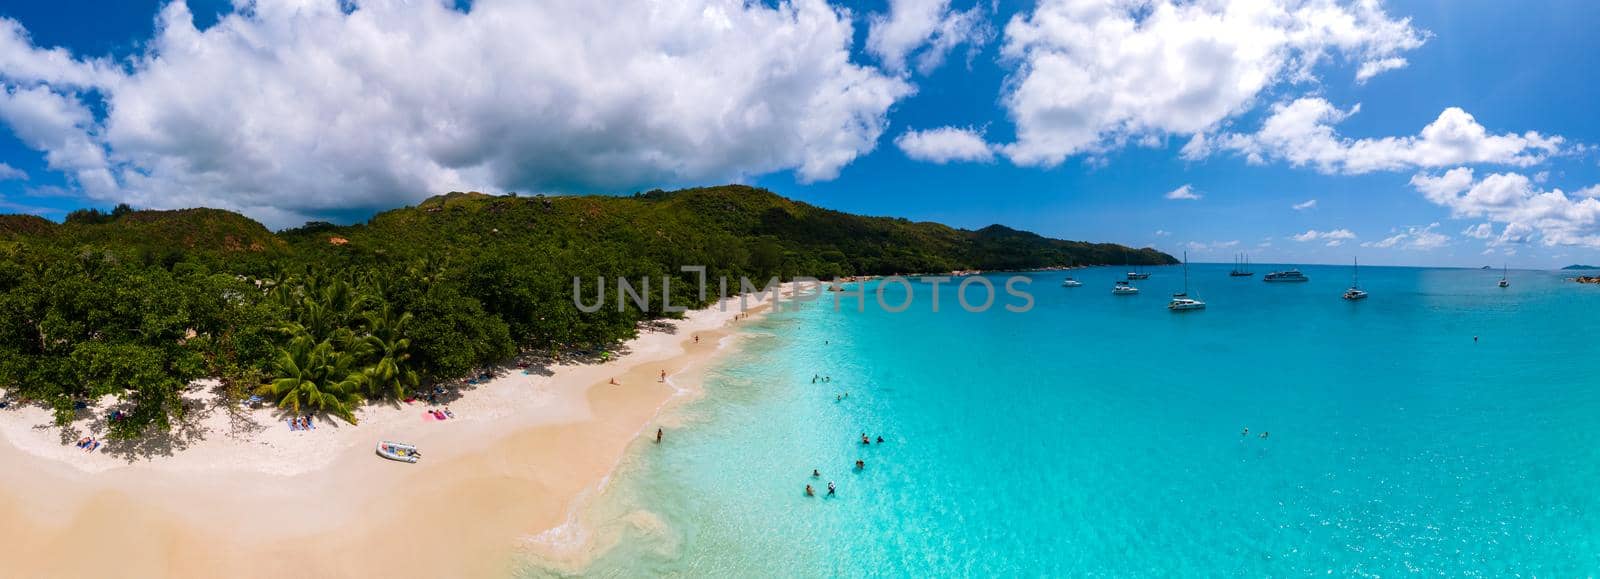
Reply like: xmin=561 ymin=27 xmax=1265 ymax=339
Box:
xmin=1263 ymin=269 xmax=1309 ymax=282
xmin=1342 ymin=258 xmax=1367 ymax=301
xmin=1168 ymin=252 xmax=1206 ymax=311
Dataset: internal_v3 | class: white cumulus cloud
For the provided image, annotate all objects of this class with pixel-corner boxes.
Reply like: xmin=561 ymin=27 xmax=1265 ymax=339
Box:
xmin=1290 ymin=228 xmax=1356 ymax=244
xmin=0 ymin=0 xmax=914 ymax=228
xmin=1354 ymin=56 xmax=1407 ymax=83
xmin=1361 ymin=222 xmax=1448 ymax=250
xmin=1462 ymin=222 xmax=1494 ymax=239
xmin=1410 ymin=168 xmax=1600 ymax=247
xmin=867 ymin=0 xmax=992 ymax=74
xmin=997 ymin=0 xmax=1425 ymax=167
xmin=1189 ymin=98 xmax=1563 ymax=174
xmin=1164 ymin=184 xmax=1202 ymax=200
xmin=895 ymin=126 xmax=995 ymax=163
xmin=0 ymin=162 xmax=25 ymax=181
xmin=1292 ymin=199 xmax=1318 ymax=210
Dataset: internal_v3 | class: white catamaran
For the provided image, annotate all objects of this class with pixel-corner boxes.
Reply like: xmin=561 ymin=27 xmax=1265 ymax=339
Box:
xmin=1168 ymin=252 xmax=1206 ymax=311
xmin=1342 ymin=257 xmax=1368 ymax=301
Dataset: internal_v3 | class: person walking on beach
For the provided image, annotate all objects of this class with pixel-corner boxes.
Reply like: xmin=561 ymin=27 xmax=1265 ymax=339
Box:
xmin=659 ymin=370 xmax=667 ymax=382
xmin=656 ymin=427 xmax=663 ymax=443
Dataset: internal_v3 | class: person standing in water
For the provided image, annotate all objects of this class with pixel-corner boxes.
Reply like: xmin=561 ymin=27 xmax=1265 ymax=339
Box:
xmin=806 ymin=485 xmax=814 ymax=497
xmin=827 ymin=482 xmax=836 ymax=496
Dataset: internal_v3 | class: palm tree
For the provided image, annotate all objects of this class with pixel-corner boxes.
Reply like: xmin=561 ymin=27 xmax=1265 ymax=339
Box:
xmin=256 ymin=335 xmax=363 ymax=423
xmin=353 ymin=305 xmax=418 ymax=400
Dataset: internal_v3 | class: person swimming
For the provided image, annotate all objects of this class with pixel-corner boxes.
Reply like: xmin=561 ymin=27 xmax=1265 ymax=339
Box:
xmin=1241 ymin=427 xmax=1249 ymax=437
xmin=861 ymin=434 xmax=870 ymax=445
xmin=805 ymin=485 xmax=815 ymax=497
xmin=876 ymin=436 xmax=883 ymax=444
xmin=1260 ymin=431 xmax=1269 ymax=439
xmin=813 ymin=469 xmax=820 ymax=477
xmin=855 ymin=460 xmax=864 ymax=470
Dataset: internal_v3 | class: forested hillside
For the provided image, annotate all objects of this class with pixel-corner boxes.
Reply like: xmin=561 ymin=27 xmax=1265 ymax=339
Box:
xmin=0 ymin=185 xmax=1173 ymax=436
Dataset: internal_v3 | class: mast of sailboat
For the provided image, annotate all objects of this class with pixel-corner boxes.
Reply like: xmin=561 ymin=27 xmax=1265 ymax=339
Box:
xmin=1352 ymin=257 xmax=1359 ymax=288
xmin=1183 ymin=251 xmax=1190 ymax=294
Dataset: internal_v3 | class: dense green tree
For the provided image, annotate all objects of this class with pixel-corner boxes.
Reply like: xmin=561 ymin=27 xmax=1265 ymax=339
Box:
xmin=352 ymin=304 xmax=418 ymax=400
xmin=257 ymin=336 xmax=362 ymax=422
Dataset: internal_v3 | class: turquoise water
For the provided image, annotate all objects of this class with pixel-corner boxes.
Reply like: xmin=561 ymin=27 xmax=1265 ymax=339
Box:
xmin=532 ymin=265 xmax=1600 ymax=576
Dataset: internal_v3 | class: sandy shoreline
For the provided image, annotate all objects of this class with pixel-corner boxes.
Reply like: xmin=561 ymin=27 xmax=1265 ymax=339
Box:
xmin=0 ymin=284 xmax=803 ymax=578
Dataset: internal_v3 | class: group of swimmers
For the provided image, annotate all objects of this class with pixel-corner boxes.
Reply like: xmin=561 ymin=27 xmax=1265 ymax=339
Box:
xmin=804 ymin=473 xmax=839 ymax=497
xmin=75 ymin=437 xmax=101 ymax=452
xmin=288 ymin=416 xmax=316 ymax=431
xmin=805 ymin=434 xmax=886 ymax=497
xmin=1240 ymin=427 xmax=1269 ymax=439
xmin=812 ymin=374 xmax=832 ymax=384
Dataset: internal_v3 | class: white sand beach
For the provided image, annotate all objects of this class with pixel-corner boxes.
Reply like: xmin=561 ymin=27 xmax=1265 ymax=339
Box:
xmin=0 ymin=284 xmax=804 ymax=578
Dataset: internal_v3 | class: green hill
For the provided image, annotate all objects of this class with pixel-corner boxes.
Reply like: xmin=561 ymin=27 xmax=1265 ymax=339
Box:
xmin=287 ymin=185 xmax=1174 ymax=277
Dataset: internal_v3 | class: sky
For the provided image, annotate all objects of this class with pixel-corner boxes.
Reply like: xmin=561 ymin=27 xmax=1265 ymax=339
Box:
xmin=1 ymin=0 xmax=1598 ymax=267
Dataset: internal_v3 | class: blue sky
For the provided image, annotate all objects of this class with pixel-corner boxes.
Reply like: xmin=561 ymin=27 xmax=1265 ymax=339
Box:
xmin=2 ymin=0 xmax=1598 ymax=267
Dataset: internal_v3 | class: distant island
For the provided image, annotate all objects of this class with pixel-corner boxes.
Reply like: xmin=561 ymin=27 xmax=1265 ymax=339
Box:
xmin=0 ymin=184 xmax=1176 ymax=437
xmin=1561 ymin=264 xmax=1600 ymax=270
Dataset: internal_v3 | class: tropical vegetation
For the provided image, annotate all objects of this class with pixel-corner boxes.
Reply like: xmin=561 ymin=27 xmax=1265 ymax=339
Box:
xmin=0 ymin=185 xmax=1174 ymax=437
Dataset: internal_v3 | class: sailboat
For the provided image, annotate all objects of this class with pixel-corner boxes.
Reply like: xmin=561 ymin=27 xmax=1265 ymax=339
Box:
xmin=1498 ymin=264 xmax=1510 ymax=288
xmin=1168 ymin=252 xmax=1205 ymax=311
xmin=1342 ymin=257 xmax=1368 ymax=300
xmin=1229 ymin=253 xmax=1254 ymax=277
xmin=1126 ymin=247 xmax=1152 ymax=279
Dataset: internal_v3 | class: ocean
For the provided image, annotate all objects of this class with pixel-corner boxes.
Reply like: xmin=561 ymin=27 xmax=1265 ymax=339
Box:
xmin=527 ymin=264 xmax=1600 ymax=576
